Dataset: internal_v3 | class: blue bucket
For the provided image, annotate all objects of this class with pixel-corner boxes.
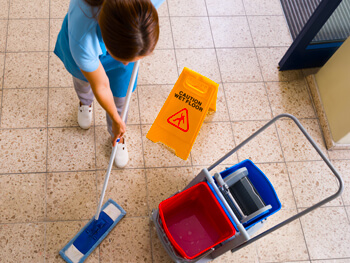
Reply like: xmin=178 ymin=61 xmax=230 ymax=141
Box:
xmin=207 ymin=159 xmax=281 ymax=231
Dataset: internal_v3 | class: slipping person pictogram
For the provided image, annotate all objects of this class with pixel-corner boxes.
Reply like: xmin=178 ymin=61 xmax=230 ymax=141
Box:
xmin=167 ymin=108 xmax=189 ymax=132
xmin=173 ymin=113 xmax=185 ymax=127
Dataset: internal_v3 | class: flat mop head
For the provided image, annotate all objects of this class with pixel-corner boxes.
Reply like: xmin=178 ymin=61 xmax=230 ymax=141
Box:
xmin=60 ymin=199 xmax=126 ymax=263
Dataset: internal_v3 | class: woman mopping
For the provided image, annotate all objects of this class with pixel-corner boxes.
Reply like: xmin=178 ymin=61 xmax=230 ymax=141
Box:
xmin=54 ymin=0 xmax=162 ymax=167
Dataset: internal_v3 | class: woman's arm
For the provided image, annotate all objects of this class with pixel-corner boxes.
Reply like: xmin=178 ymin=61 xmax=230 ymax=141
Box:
xmin=81 ymin=62 xmax=125 ymax=146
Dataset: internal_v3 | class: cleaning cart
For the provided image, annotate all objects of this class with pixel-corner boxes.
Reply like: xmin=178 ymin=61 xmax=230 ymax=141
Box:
xmin=151 ymin=113 xmax=344 ymax=263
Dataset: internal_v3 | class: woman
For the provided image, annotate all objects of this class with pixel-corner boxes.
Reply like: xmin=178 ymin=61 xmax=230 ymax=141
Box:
xmin=54 ymin=0 xmax=163 ymax=167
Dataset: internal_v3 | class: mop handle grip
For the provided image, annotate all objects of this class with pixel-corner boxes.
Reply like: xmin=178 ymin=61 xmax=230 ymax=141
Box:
xmin=95 ymin=60 xmax=140 ymax=221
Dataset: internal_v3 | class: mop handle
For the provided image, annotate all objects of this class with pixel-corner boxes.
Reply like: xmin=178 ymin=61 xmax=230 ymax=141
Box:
xmin=95 ymin=60 xmax=140 ymax=221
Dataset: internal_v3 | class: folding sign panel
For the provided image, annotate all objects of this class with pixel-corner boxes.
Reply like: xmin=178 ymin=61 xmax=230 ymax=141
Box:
xmin=146 ymin=67 xmax=218 ymax=160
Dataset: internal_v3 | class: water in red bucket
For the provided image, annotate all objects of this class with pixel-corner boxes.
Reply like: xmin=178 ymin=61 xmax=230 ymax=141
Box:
xmin=159 ymin=182 xmax=235 ymax=259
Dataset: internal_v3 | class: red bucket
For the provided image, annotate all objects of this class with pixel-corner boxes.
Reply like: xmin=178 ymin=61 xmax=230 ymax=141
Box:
xmin=159 ymin=182 xmax=235 ymax=259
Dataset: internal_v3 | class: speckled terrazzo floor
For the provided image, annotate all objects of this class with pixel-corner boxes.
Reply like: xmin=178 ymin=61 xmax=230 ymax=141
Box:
xmin=0 ymin=0 xmax=350 ymax=262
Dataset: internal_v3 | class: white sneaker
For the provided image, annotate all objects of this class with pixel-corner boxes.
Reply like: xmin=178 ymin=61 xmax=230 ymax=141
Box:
xmin=114 ymin=138 xmax=129 ymax=168
xmin=78 ymin=103 xmax=93 ymax=129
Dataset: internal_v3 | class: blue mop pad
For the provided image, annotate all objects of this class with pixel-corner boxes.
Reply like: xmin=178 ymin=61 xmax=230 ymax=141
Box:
xmin=60 ymin=199 xmax=126 ymax=263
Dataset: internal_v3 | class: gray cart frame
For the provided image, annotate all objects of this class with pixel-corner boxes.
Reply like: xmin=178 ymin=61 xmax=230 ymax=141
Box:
xmin=151 ymin=113 xmax=344 ymax=263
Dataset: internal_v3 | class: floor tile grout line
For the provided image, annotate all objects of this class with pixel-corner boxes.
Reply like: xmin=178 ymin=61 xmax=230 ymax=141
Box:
xmin=146 ymin=4 xmax=186 ymax=261
xmin=301 ymin=75 xmax=333 ymax=160
xmin=0 ymin=203 xmax=347 ymax=225
xmin=278 ymin=91 xmax=350 ymax=223
xmin=43 ymin=117 xmax=328 ymax=127
xmin=168 ymin=2 xmax=195 ymax=169
xmin=0 ymin=169 xmax=92 ymax=176
xmin=0 ymin=14 xmax=287 ymax=20
xmin=1 ymin=123 xmax=146 ymax=130
xmin=0 ymin=158 xmax=343 ymax=176
xmin=302 ymin=87 xmax=343 ymax=210
xmin=204 ymin=0 xmax=240 ymax=164
xmin=5 ymin=17 xmax=52 ymax=20
xmin=3 ymin=51 xmax=53 ymax=54
xmin=264 ymin=105 xmax=316 ymax=261
xmin=0 ymin=15 xmax=171 ymax=19
xmin=261 ymin=52 xmax=314 ymax=263
xmin=136 ymin=81 xmax=162 ymax=261
xmin=0 ymin=116 xmax=327 ymax=130
xmin=211 ymin=46 xmax=292 ymax=50
xmin=0 ymin=215 xmax=152 ymax=226
xmin=17 ymin=77 xmax=312 ymax=90
xmin=0 ymin=1 xmax=11 ymax=129
xmin=2 ymin=87 xmax=52 ymax=90
xmin=0 ymin=168 xmax=144 ymax=176
xmin=0 ymin=45 xmax=295 ymax=53
xmin=43 ymin=219 xmax=47 ymax=263
xmin=0 ymin=77 xmax=319 ymax=90
xmin=135 ymin=82 xmax=154 ymax=262
xmin=165 ymin=20 xmax=178 ymax=73
xmin=329 ymin=158 xmax=350 ymax=161
xmin=243 ymin=0 xmax=294 ymax=206
xmin=92 ymin=89 xmax=99 ymax=226
xmin=330 ymin=144 xmax=347 ymax=208
xmin=301 ymin=65 xmax=319 ymax=119
xmin=297 ymin=206 xmax=350 ymax=261
xmin=3 ymin=206 xmax=347 ymax=222
xmin=92 ymin=88 xmax=100 ymax=262
xmin=191 ymin=4 xmax=219 ymax=149
xmin=263 ymin=257 xmax=350 ymax=263
xmin=142 ymin=117 xmax=321 ymax=126
xmin=46 ymin=0 xmax=51 ymax=178
xmin=345 ymin=206 xmax=350 ymax=224
xmin=0 ymin=45 xmax=303 ymax=54
xmin=44 ymin=1 xmax=51 ymax=261
xmin=279 ymin=0 xmax=294 ymax=45
xmin=284 ymin=162 xmax=313 ymax=261
xmin=147 ymin=15 xmax=289 ymax=19
xmin=242 ymin=0 xmax=313 ymax=260
xmin=239 ymin=3 xmax=263 ymax=262
xmin=297 ymin=204 xmax=350 ymax=210
xmin=262 ymin=51 xmax=315 ymax=263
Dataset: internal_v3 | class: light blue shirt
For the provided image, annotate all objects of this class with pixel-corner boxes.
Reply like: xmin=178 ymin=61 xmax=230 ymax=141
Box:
xmin=54 ymin=0 xmax=164 ymax=96
xmin=68 ymin=0 xmax=103 ymax=73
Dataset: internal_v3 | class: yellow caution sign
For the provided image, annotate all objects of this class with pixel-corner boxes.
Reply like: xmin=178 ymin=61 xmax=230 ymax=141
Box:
xmin=146 ymin=67 xmax=219 ymax=160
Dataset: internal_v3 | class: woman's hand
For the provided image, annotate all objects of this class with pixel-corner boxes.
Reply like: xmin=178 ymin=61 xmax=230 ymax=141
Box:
xmin=81 ymin=62 xmax=126 ymax=147
xmin=112 ymin=118 xmax=126 ymax=146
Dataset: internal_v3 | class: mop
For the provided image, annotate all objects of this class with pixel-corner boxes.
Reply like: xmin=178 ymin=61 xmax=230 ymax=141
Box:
xmin=60 ymin=60 xmax=140 ymax=263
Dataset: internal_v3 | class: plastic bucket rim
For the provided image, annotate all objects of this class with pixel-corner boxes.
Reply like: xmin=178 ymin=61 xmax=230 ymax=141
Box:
xmin=158 ymin=182 xmax=235 ymax=259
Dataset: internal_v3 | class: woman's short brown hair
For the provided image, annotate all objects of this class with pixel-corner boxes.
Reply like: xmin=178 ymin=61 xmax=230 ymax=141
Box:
xmin=87 ymin=0 xmax=159 ymax=61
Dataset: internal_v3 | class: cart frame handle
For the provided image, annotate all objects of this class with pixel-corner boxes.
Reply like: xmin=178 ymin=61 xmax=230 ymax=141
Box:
xmin=207 ymin=113 xmax=344 ymax=253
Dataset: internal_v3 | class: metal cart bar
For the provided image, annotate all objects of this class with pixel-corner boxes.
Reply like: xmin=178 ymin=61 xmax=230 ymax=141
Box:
xmin=152 ymin=114 xmax=344 ymax=261
xmin=207 ymin=113 xmax=344 ymax=254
